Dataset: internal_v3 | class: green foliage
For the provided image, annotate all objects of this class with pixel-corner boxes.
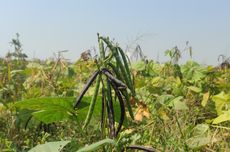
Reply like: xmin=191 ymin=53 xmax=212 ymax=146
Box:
xmin=212 ymin=92 xmax=230 ymax=115
xmin=186 ymin=124 xmax=211 ymax=149
xmin=14 ymin=96 xmax=123 ymax=125
xmin=15 ymin=97 xmax=75 ymax=124
xmin=28 ymin=141 xmax=70 ymax=152
xmin=77 ymin=138 xmax=115 ymax=152
xmin=0 ymin=34 xmax=230 ymax=151
xmin=169 ymin=96 xmax=188 ymax=110
xmin=181 ymin=60 xmax=207 ymax=83
xmin=212 ymin=92 xmax=230 ymax=124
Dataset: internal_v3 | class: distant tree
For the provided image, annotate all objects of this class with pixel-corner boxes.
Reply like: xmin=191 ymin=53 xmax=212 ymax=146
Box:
xmin=7 ymin=33 xmax=27 ymax=61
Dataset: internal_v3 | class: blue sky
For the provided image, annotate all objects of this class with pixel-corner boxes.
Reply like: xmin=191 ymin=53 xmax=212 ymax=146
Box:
xmin=0 ymin=0 xmax=229 ymax=64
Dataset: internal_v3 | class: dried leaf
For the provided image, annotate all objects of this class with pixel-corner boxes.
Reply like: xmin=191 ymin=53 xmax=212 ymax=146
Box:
xmin=134 ymin=102 xmax=151 ymax=122
xmin=134 ymin=107 xmax=143 ymax=121
xmin=130 ymin=96 xmax=136 ymax=106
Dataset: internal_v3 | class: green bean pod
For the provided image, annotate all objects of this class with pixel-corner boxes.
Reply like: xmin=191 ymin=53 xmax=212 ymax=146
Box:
xmin=109 ymin=79 xmax=125 ymax=136
xmin=99 ymin=37 xmax=132 ymax=91
xmin=106 ymin=79 xmax=115 ymax=138
xmin=98 ymin=34 xmax=116 ymax=137
xmin=114 ymin=48 xmax=134 ymax=95
xmin=83 ymin=75 xmax=101 ymax=129
xmin=102 ymin=68 xmax=127 ymax=89
xmin=99 ymin=36 xmax=134 ymax=119
xmin=121 ymin=90 xmax=134 ymax=119
xmin=117 ymin=47 xmax=135 ymax=96
xmin=100 ymin=85 xmax=106 ymax=137
xmin=102 ymin=67 xmax=134 ymax=119
xmin=73 ymin=70 xmax=100 ymax=108
xmin=107 ymin=63 xmax=123 ymax=80
xmin=112 ymin=48 xmax=135 ymax=119
xmin=98 ymin=38 xmax=105 ymax=61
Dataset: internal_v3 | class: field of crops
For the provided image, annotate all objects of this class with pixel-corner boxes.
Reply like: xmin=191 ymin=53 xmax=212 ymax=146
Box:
xmin=0 ymin=34 xmax=230 ymax=151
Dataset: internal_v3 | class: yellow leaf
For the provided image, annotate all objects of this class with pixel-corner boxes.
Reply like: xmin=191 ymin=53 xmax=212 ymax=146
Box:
xmin=0 ymin=103 xmax=4 ymax=113
xmin=201 ymin=91 xmax=210 ymax=107
xmin=175 ymin=76 xmax=181 ymax=85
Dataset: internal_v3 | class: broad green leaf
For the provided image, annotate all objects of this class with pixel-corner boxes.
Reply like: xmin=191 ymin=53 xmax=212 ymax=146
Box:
xmin=212 ymin=110 xmax=230 ymax=124
xmin=181 ymin=61 xmax=206 ymax=82
xmin=157 ymin=94 xmax=174 ymax=105
xmin=77 ymin=138 xmax=115 ymax=152
xmin=15 ymin=97 xmax=75 ymax=124
xmin=173 ymin=100 xmax=188 ymax=110
xmin=32 ymin=109 xmax=72 ymax=124
xmin=169 ymin=96 xmax=188 ymax=110
xmin=192 ymin=124 xmax=209 ymax=136
xmin=151 ymin=76 xmax=162 ymax=84
xmin=132 ymin=61 xmax=146 ymax=71
xmin=186 ymin=124 xmax=211 ymax=149
xmin=147 ymin=61 xmax=162 ymax=76
xmin=212 ymin=92 xmax=230 ymax=115
xmin=15 ymin=97 xmax=74 ymax=111
xmin=201 ymin=92 xmax=210 ymax=107
xmin=151 ymin=77 xmax=163 ymax=87
xmin=15 ymin=96 xmax=125 ymax=126
xmin=186 ymin=136 xmax=211 ymax=149
xmin=187 ymin=86 xmax=202 ymax=93
xmin=192 ymin=71 xmax=205 ymax=83
xmin=28 ymin=141 xmax=70 ymax=152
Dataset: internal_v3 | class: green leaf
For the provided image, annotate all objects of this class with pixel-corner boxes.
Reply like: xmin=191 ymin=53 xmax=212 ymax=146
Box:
xmin=132 ymin=61 xmax=145 ymax=71
xmin=169 ymin=96 xmax=188 ymax=110
xmin=77 ymin=138 xmax=115 ymax=152
xmin=15 ymin=97 xmax=75 ymax=124
xmin=181 ymin=61 xmax=206 ymax=82
xmin=186 ymin=124 xmax=211 ymax=149
xmin=186 ymin=136 xmax=211 ymax=149
xmin=15 ymin=97 xmax=74 ymax=111
xmin=151 ymin=77 xmax=163 ymax=87
xmin=32 ymin=109 xmax=72 ymax=124
xmin=157 ymin=94 xmax=174 ymax=105
xmin=173 ymin=100 xmax=188 ymax=110
xmin=187 ymin=86 xmax=202 ymax=93
xmin=212 ymin=92 xmax=230 ymax=115
xmin=192 ymin=124 xmax=209 ymax=136
xmin=212 ymin=110 xmax=230 ymax=124
xmin=28 ymin=141 xmax=70 ymax=152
